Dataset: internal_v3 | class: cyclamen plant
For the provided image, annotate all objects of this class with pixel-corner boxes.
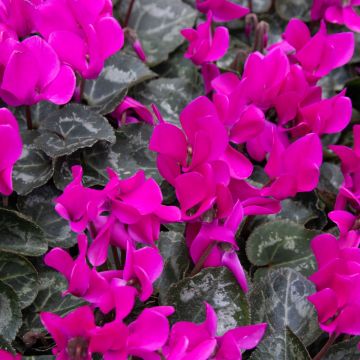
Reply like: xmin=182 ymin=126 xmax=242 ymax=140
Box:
xmin=0 ymin=0 xmax=360 ymax=359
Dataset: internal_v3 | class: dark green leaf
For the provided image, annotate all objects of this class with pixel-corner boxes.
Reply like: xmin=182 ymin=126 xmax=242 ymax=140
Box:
xmin=35 ymin=104 xmax=115 ymax=158
xmin=14 ymin=102 xmax=58 ymax=130
xmin=275 ymin=0 xmax=311 ymax=21
xmin=156 ymin=231 xmax=191 ymax=302
xmin=0 ymin=252 xmax=38 ymax=308
xmin=0 ymin=208 xmax=47 ymax=257
xmin=84 ymin=51 xmax=155 ymax=114
xmin=22 ymin=271 xmax=85 ymax=333
xmin=17 ymin=184 xmax=77 ymax=248
xmin=249 ymin=268 xmax=320 ymax=346
xmin=163 ymin=267 xmax=250 ymax=335
xmin=0 ymin=281 xmax=22 ymax=342
xmin=250 ymin=327 xmax=311 ymax=360
xmin=324 ymin=337 xmax=360 ymax=360
xmin=135 ymin=77 xmax=202 ymax=126
xmin=13 ymin=132 xmax=54 ymax=196
xmin=121 ymin=0 xmax=197 ymax=66
xmin=246 ymin=220 xmax=318 ymax=277
xmin=53 ymin=124 xmax=160 ymax=190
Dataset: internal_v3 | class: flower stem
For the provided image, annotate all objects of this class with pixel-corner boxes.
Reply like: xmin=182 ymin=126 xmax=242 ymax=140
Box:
xmin=111 ymin=245 xmax=122 ymax=270
xmin=25 ymin=106 xmax=33 ymax=130
xmin=248 ymin=0 xmax=253 ymax=12
xmin=190 ymin=241 xmax=217 ymax=277
xmin=124 ymin=0 xmax=135 ymax=27
xmin=312 ymin=333 xmax=337 ymax=360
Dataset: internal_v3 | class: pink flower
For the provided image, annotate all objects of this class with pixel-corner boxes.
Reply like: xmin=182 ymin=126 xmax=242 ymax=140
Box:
xmin=55 ymin=166 xmax=106 ymax=233
xmin=195 ymin=0 xmax=249 ymax=22
xmin=297 ymin=90 xmax=352 ymax=135
xmin=328 ymin=210 xmax=360 ymax=248
xmin=186 ymin=201 xmax=248 ymax=291
xmin=0 ymin=108 xmax=22 ymax=195
xmin=241 ymin=48 xmax=290 ymax=110
xmin=111 ymin=96 xmax=154 ymax=126
xmin=181 ymin=12 xmax=229 ymax=66
xmin=90 ymin=306 xmax=174 ymax=360
xmin=263 ymin=133 xmax=323 ymax=199
xmin=164 ymin=303 xmax=267 ymax=359
xmin=308 ymin=233 xmax=360 ymax=335
xmin=33 ymin=0 xmax=124 ymax=79
xmin=311 ymin=0 xmax=360 ymax=32
xmin=41 ymin=306 xmax=97 ymax=360
xmin=0 ymin=351 xmax=21 ymax=360
xmin=274 ymin=19 xmax=354 ymax=81
xmin=0 ymin=36 xmax=76 ymax=106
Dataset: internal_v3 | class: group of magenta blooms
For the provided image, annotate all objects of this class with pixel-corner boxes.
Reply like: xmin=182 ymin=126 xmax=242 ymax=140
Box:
xmin=0 ymin=0 xmax=360 ymax=359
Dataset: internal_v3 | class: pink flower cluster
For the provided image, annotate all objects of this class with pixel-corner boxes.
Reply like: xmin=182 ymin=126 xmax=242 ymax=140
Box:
xmin=152 ymin=15 xmax=354 ymax=292
xmin=0 ymin=0 xmax=123 ymax=106
xmin=35 ymin=165 xmax=267 ymax=360
xmin=308 ymin=125 xmax=360 ymax=338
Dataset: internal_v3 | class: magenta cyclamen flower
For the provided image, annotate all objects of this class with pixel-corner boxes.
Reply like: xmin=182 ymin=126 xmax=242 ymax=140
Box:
xmin=181 ymin=12 xmax=229 ymax=66
xmin=90 ymin=306 xmax=174 ymax=359
xmin=41 ymin=306 xmax=97 ymax=360
xmin=87 ymin=169 xmax=180 ymax=265
xmin=308 ymin=233 xmax=360 ymax=335
xmin=33 ymin=0 xmax=124 ymax=79
xmin=187 ymin=201 xmax=248 ymax=291
xmin=274 ymin=19 xmax=354 ymax=80
xmin=55 ymin=166 xmax=106 ymax=233
xmin=111 ymin=96 xmax=154 ymax=126
xmin=164 ymin=303 xmax=267 ymax=360
xmin=195 ymin=0 xmax=249 ymax=22
xmin=263 ymin=133 xmax=323 ymax=200
xmin=0 ymin=35 xmax=76 ymax=106
xmin=0 ymin=108 xmax=22 ymax=195
xmin=311 ymin=0 xmax=360 ymax=32
xmin=45 ymin=233 xmax=163 ymax=314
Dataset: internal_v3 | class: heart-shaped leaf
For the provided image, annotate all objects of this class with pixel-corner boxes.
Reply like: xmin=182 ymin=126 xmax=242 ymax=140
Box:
xmin=120 ymin=0 xmax=197 ymax=66
xmin=246 ymin=220 xmax=318 ymax=277
xmin=249 ymin=268 xmax=321 ymax=346
xmin=0 ymin=281 xmax=22 ymax=342
xmin=35 ymin=104 xmax=115 ymax=158
xmin=0 ymin=208 xmax=47 ymax=257
xmin=163 ymin=267 xmax=250 ymax=336
xmin=84 ymin=51 xmax=155 ymax=114
xmin=13 ymin=132 xmax=54 ymax=196
xmin=53 ymin=124 xmax=160 ymax=189
xmin=324 ymin=337 xmax=360 ymax=360
xmin=17 ymin=184 xmax=77 ymax=248
xmin=0 ymin=252 xmax=38 ymax=308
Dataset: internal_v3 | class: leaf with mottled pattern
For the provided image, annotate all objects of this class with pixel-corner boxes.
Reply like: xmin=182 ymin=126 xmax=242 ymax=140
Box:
xmin=0 ymin=208 xmax=47 ymax=257
xmin=163 ymin=267 xmax=250 ymax=336
xmin=17 ymin=184 xmax=77 ymax=248
xmin=0 ymin=252 xmax=38 ymax=308
xmin=35 ymin=104 xmax=115 ymax=158
xmin=246 ymin=220 xmax=318 ymax=277
xmin=120 ymin=0 xmax=197 ymax=66
xmin=0 ymin=281 xmax=22 ymax=342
